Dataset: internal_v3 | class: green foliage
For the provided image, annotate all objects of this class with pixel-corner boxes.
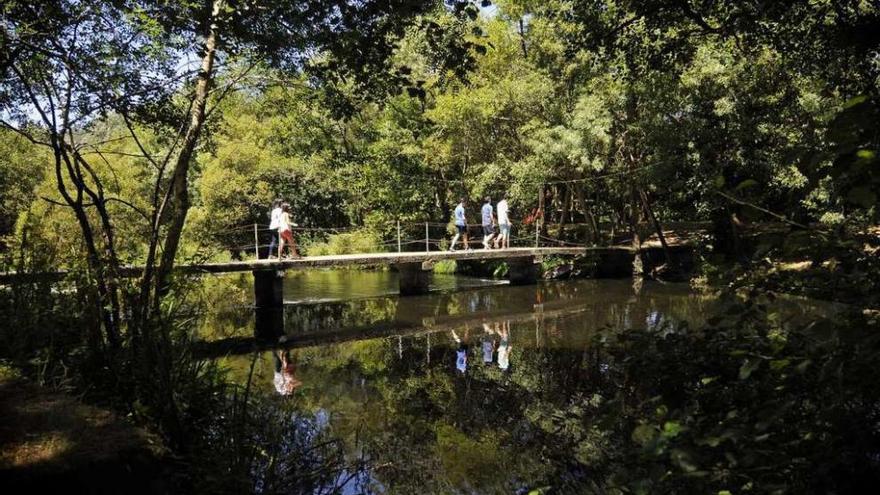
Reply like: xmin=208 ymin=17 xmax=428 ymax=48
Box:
xmin=305 ymin=230 xmax=384 ymax=256
xmin=433 ymin=259 xmax=458 ymax=274
xmin=2 ymin=0 xmax=880 ymax=490
xmin=578 ymin=297 xmax=880 ymax=493
xmin=0 ymin=130 xmax=47 ymax=247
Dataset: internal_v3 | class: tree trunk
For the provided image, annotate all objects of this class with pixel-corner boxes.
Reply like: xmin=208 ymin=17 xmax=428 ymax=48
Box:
xmin=638 ymin=188 xmax=678 ymax=273
xmin=575 ymin=183 xmax=599 ymax=244
xmin=629 ymin=186 xmax=644 ymax=276
xmin=518 ymin=18 xmax=528 ymax=58
xmin=154 ymin=0 xmax=222 ymax=301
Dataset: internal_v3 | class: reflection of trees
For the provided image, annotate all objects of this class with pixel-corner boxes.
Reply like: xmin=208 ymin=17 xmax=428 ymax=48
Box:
xmin=191 ymin=353 xmax=373 ymax=495
xmin=211 ymin=280 xmax=862 ymax=492
xmin=212 ymin=281 xmax=727 ymax=492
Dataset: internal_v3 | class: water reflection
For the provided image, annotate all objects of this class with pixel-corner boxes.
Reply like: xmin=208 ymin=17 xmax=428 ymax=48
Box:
xmin=451 ymin=329 xmax=468 ymax=374
xmin=201 ymin=273 xmax=842 ymax=493
xmin=480 ymin=323 xmax=495 ymax=365
xmin=272 ymin=350 xmax=302 ymax=396
xmin=223 ymin=278 xmax=717 ymax=355
xmin=497 ymin=321 xmax=511 ymax=371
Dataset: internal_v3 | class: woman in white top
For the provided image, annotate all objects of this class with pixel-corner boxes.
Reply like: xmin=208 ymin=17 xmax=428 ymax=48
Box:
xmin=267 ymin=199 xmax=282 ymax=258
xmin=277 ymin=203 xmax=300 ymax=259
xmin=495 ymin=195 xmax=511 ymax=249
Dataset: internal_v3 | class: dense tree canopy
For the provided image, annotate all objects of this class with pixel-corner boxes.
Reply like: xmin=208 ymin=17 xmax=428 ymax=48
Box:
xmin=2 ymin=1 xmax=879 ymax=492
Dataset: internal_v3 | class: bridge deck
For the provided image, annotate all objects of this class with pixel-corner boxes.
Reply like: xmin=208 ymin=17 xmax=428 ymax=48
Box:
xmin=0 ymin=246 xmax=633 ymax=284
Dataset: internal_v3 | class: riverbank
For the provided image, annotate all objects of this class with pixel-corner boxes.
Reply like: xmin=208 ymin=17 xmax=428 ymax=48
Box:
xmin=704 ymin=228 xmax=880 ymax=310
xmin=0 ymin=370 xmax=168 ymax=493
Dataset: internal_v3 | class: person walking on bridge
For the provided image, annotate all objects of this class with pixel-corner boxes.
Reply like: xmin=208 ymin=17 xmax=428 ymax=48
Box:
xmin=449 ymin=197 xmax=470 ymax=251
xmin=278 ymin=203 xmax=300 ymax=259
xmin=481 ymin=196 xmax=497 ymax=250
xmin=494 ymin=194 xmax=511 ymax=249
xmin=267 ymin=199 xmax=282 ymax=259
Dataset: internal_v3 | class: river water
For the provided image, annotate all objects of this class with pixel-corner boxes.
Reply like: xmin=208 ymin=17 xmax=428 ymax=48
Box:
xmin=197 ymin=271 xmax=839 ymax=493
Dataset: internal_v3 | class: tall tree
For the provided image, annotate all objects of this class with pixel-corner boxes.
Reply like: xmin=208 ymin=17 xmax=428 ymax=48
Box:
xmin=0 ymin=0 xmax=479 ymax=348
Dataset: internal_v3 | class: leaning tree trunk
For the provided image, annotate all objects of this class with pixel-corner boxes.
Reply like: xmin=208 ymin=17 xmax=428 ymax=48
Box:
xmin=153 ymin=1 xmax=221 ymax=304
xmin=638 ymin=188 xmax=677 ymax=273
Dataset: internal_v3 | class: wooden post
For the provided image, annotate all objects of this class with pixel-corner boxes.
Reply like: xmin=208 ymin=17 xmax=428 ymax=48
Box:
xmin=425 ymin=222 xmax=429 ymax=253
xmin=397 ymin=220 xmax=402 ymax=253
xmin=253 ymin=223 xmax=259 ymax=259
xmin=535 ymin=220 xmax=539 ymax=247
xmin=536 ymin=183 xmax=543 ymax=247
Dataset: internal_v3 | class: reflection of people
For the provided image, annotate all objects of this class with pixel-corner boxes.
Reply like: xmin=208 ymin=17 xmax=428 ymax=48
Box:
xmin=452 ymin=329 xmax=469 ymax=374
xmin=273 ymin=350 xmax=302 ymax=395
xmin=497 ymin=320 xmax=511 ymax=371
xmin=646 ymin=310 xmax=661 ymax=330
xmin=481 ymin=323 xmax=496 ymax=365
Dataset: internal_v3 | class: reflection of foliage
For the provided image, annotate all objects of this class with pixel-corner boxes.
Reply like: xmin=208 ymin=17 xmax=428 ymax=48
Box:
xmin=191 ymin=379 xmax=369 ymax=494
xmin=209 ymin=282 xmax=874 ymax=493
xmin=572 ymin=296 xmax=880 ymax=493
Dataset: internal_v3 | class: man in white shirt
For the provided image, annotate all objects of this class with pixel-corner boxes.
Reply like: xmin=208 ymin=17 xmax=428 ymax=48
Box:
xmin=267 ymin=199 xmax=282 ymax=258
xmin=494 ymin=194 xmax=511 ymax=249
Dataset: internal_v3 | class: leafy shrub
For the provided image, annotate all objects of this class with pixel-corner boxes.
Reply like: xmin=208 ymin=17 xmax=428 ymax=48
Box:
xmin=433 ymin=259 xmax=457 ymax=274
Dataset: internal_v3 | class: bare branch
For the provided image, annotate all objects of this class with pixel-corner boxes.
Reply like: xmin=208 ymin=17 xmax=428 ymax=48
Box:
xmin=120 ymin=111 xmax=161 ymax=170
xmin=0 ymin=118 xmax=52 ymax=147
xmin=40 ymin=195 xmax=95 ymax=208
xmin=204 ymin=61 xmax=261 ymax=120
xmin=105 ymin=197 xmax=151 ymax=222
xmin=715 ymin=190 xmax=818 ymax=231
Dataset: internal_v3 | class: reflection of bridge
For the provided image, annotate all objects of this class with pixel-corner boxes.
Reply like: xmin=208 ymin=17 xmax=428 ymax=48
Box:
xmin=195 ymin=289 xmax=596 ymax=359
xmin=1 ymin=246 xmax=643 ymax=304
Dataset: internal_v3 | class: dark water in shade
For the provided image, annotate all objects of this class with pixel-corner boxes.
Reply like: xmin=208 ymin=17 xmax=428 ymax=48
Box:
xmin=198 ymin=271 xmax=838 ymax=493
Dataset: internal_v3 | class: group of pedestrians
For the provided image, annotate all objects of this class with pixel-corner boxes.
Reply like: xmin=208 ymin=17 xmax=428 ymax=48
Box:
xmin=264 ymin=194 xmax=512 ymax=258
xmin=267 ymin=199 xmax=300 ymax=259
xmin=450 ymin=194 xmax=512 ymax=251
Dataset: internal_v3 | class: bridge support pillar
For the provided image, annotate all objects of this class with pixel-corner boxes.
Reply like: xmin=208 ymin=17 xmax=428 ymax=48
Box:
xmin=253 ymin=269 xmax=284 ymax=308
xmin=254 ymin=308 xmax=284 ymax=341
xmin=507 ymin=256 xmax=540 ymax=285
xmin=397 ymin=262 xmax=432 ymax=295
xmin=595 ymin=249 xmax=635 ymax=278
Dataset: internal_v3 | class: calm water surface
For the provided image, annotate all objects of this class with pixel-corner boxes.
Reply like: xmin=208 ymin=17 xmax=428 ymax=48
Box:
xmin=198 ymin=270 xmax=835 ymax=493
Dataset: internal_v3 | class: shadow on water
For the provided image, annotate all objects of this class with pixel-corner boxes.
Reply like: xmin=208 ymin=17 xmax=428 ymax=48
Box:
xmin=187 ymin=272 xmax=873 ymax=493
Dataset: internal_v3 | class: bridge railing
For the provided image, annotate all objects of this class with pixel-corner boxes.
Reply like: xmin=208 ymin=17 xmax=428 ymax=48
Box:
xmin=218 ymin=219 xmax=563 ymax=260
